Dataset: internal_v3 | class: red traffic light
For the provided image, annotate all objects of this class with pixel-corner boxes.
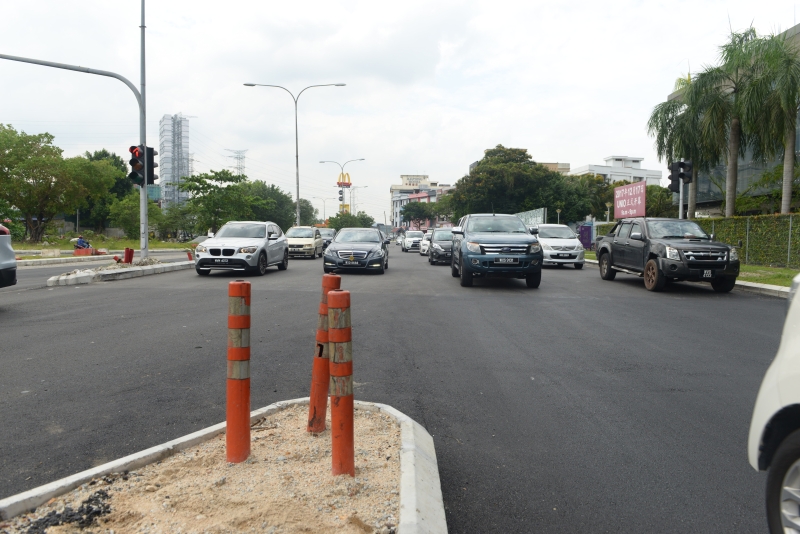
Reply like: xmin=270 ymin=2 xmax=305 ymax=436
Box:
xmin=129 ymin=145 xmax=143 ymax=158
xmin=129 ymin=145 xmax=144 ymax=172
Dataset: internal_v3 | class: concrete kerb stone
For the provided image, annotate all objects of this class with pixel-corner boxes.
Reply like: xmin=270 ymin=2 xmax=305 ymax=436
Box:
xmin=0 ymin=397 xmax=448 ymax=534
xmin=584 ymin=257 xmax=788 ymax=298
xmin=45 ymin=261 xmax=195 ymax=287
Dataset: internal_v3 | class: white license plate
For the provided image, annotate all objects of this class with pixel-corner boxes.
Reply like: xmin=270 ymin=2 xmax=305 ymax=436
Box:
xmin=215 ymin=259 xmax=229 ymax=263
xmin=494 ymin=257 xmax=519 ymax=264
xmin=703 ymin=270 xmax=713 ymax=278
xmin=343 ymin=261 xmax=359 ymax=266
xmin=556 ymin=254 xmax=571 ymax=258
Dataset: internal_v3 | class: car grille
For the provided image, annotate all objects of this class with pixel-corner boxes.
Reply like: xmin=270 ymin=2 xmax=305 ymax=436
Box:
xmin=550 ymin=245 xmax=580 ymax=251
xmin=288 ymin=245 xmax=304 ymax=249
xmin=480 ymin=244 xmax=529 ymax=255
xmin=682 ymin=249 xmax=727 ymax=268
xmin=337 ymin=250 xmax=368 ymax=259
xmin=209 ymin=248 xmax=237 ymax=257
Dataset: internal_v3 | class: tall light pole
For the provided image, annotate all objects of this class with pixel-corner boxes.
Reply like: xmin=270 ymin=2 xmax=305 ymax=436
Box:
xmin=312 ymin=196 xmax=335 ymax=222
xmin=556 ymin=208 xmax=562 ymax=224
xmin=605 ymin=202 xmax=612 ymax=223
xmin=244 ymin=83 xmax=345 ymax=226
xmin=350 ymin=185 xmax=368 ymax=215
xmin=320 ymin=159 xmax=364 ymax=213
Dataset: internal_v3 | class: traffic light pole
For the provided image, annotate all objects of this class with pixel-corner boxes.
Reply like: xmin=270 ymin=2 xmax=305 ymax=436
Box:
xmin=0 ymin=0 xmax=149 ymax=257
xmin=139 ymin=0 xmax=149 ymax=258
xmin=678 ymin=163 xmax=684 ymax=220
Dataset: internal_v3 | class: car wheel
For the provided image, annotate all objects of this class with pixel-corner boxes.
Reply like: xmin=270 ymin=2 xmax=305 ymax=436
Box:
xmin=256 ymin=252 xmax=268 ymax=276
xmin=195 ymin=268 xmax=210 ymax=276
xmin=643 ymin=258 xmax=665 ymax=291
xmin=459 ymin=261 xmax=473 ymax=287
xmin=451 ymin=257 xmax=460 ymax=277
xmin=377 ymin=260 xmax=385 ymax=274
xmin=574 ymin=263 xmax=584 ymax=270
xmin=599 ymin=253 xmax=616 ymax=281
xmin=711 ymin=276 xmax=736 ymax=293
xmin=277 ymin=251 xmax=288 ymax=271
xmin=766 ymin=429 xmax=800 ymax=534
xmin=385 ymin=257 xmax=389 ymax=270
xmin=526 ymin=271 xmax=541 ymax=288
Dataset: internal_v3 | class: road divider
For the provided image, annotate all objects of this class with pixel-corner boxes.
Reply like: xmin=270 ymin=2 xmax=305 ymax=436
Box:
xmin=328 ymin=289 xmax=355 ymax=477
xmin=308 ymin=273 xmax=341 ymax=433
xmin=227 ymin=281 xmax=251 ymax=463
xmin=46 ymin=261 xmax=195 ymax=286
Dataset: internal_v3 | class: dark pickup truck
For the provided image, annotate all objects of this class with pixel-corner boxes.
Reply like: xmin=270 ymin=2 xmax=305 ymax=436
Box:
xmin=595 ymin=217 xmax=740 ymax=292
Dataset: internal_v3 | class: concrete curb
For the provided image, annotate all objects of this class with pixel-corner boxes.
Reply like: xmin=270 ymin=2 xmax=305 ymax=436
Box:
xmin=18 ymin=250 xmax=188 ymax=266
xmin=45 ymin=261 xmax=195 ymax=287
xmin=0 ymin=397 xmax=448 ymax=534
xmin=584 ymin=258 xmax=788 ymax=298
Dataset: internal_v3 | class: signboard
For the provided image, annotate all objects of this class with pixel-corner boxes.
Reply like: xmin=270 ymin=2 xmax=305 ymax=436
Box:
xmin=515 ymin=208 xmax=547 ymax=226
xmin=578 ymin=224 xmax=593 ymax=250
xmin=614 ymin=181 xmax=646 ymax=218
xmin=336 ymin=173 xmax=351 ymax=188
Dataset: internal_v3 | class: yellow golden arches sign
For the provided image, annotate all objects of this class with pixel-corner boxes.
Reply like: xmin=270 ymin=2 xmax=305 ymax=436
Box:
xmin=336 ymin=173 xmax=351 ymax=187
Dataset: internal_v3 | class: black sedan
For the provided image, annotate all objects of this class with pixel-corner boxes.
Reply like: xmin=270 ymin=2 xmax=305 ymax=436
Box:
xmin=319 ymin=228 xmax=336 ymax=250
xmin=323 ymin=228 xmax=390 ymax=274
xmin=428 ymin=228 xmax=454 ymax=265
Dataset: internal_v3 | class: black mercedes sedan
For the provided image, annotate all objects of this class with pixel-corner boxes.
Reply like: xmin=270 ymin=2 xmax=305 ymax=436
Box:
xmin=323 ymin=227 xmax=390 ymax=274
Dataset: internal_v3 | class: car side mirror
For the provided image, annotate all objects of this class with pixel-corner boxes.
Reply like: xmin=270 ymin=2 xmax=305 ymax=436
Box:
xmin=452 ymin=227 xmax=463 ymax=235
xmin=629 ymin=232 xmax=643 ymax=241
xmin=268 ymin=233 xmax=278 ymax=240
xmin=530 ymin=228 xmax=539 ymax=235
xmin=384 ymin=239 xmax=390 ymax=244
xmin=709 ymin=233 xmax=716 ymax=241
xmin=207 ymin=231 xmax=214 ymax=238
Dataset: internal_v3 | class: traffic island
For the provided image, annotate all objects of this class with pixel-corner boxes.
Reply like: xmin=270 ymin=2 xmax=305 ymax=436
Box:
xmin=0 ymin=398 xmax=447 ymax=534
xmin=45 ymin=260 xmax=195 ymax=287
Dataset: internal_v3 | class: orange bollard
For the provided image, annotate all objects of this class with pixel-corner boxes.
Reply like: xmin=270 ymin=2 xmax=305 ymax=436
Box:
xmin=328 ymin=289 xmax=354 ymax=476
xmin=227 ymin=280 xmax=251 ymax=463
xmin=308 ymin=274 xmax=341 ymax=433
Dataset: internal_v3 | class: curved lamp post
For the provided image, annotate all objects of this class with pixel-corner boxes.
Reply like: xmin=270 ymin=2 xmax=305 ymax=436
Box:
xmin=244 ymin=82 xmax=345 ymax=226
xmin=320 ymin=159 xmax=364 ymax=213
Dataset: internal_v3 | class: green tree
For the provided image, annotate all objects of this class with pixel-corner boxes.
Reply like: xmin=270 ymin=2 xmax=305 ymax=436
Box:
xmin=327 ymin=211 xmax=375 ymax=231
xmin=108 ymin=192 xmax=163 ymax=239
xmin=295 ymin=198 xmax=318 ymax=226
xmin=157 ymin=202 xmax=194 ymax=239
xmin=645 ymin=185 xmax=678 ymax=217
xmin=239 ymin=181 xmax=294 ymax=230
xmin=400 ymin=201 xmax=432 ymax=229
xmin=179 ymin=170 xmax=266 ymax=233
xmin=79 ymin=149 xmax=131 ymax=230
xmin=0 ymin=125 xmax=116 ymax=241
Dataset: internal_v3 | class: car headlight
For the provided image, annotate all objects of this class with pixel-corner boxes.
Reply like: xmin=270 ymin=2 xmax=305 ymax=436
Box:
xmin=238 ymin=246 xmax=258 ymax=254
xmin=303 ymin=244 xmax=313 ymax=249
xmin=529 ymin=243 xmax=541 ymax=254
xmin=729 ymin=247 xmax=739 ymax=261
xmin=541 ymin=243 xmax=553 ymax=250
xmin=466 ymin=242 xmax=481 ymax=253
xmin=666 ymin=246 xmax=680 ymax=260
xmin=372 ymin=249 xmax=384 ymax=258
xmin=433 ymin=243 xmax=444 ymax=251
xmin=575 ymin=243 xmax=584 ymax=251
xmin=195 ymin=245 xmax=207 ymax=253
xmin=325 ymin=247 xmax=336 ymax=256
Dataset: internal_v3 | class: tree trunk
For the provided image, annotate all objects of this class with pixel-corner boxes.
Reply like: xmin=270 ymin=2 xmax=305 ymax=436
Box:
xmin=725 ymin=117 xmax=741 ymax=217
xmin=782 ymin=121 xmax=796 ymax=214
xmin=688 ymin=168 xmax=698 ymax=219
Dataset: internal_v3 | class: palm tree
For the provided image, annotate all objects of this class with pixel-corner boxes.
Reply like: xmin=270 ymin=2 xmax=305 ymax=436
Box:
xmin=744 ymin=33 xmax=800 ymax=213
xmin=690 ymin=28 xmax=764 ymax=217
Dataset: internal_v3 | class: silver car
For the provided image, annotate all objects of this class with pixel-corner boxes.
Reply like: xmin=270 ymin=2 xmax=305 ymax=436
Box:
xmin=0 ymin=224 xmax=17 ymax=288
xmin=533 ymin=224 xmax=585 ymax=269
xmin=194 ymin=221 xmax=288 ymax=276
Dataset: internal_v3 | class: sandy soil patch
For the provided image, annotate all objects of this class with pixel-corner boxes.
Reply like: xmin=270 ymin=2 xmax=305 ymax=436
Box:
xmin=1 ymin=404 xmax=401 ymax=534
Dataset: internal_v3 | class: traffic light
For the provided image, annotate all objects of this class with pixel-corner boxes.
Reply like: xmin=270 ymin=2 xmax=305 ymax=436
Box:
xmin=128 ymin=145 xmax=145 ymax=184
xmin=146 ymin=146 xmax=158 ymax=185
xmin=679 ymin=160 xmax=693 ymax=184
xmin=338 ymin=189 xmax=344 ymax=202
xmin=668 ymin=162 xmax=681 ymax=193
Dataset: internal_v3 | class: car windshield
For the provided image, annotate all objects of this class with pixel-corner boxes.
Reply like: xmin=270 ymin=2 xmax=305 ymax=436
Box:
xmin=433 ymin=231 xmax=453 ymax=241
xmin=647 ymin=220 xmax=709 ymax=239
xmin=215 ymin=223 xmax=266 ymax=239
xmin=467 ymin=217 xmax=527 ymax=233
xmin=335 ymin=229 xmax=381 ymax=243
xmin=538 ymin=226 xmax=576 ymax=239
xmin=285 ymin=228 xmax=314 ymax=238
xmin=406 ymin=232 xmax=424 ymax=238
xmin=319 ymin=229 xmax=336 ymax=238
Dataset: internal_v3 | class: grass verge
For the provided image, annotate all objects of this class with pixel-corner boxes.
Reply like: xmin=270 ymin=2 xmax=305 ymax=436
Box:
xmin=12 ymin=238 xmax=188 ymax=251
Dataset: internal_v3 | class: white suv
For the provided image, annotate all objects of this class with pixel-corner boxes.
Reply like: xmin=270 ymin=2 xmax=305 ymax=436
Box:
xmin=748 ymin=273 xmax=800 ymax=532
xmin=402 ymin=231 xmax=424 ymax=252
xmin=194 ymin=221 xmax=288 ymax=276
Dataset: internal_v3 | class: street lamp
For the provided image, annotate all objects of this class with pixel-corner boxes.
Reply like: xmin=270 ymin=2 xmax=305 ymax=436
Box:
xmin=320 ymin=159 xmax=364 ymax=213
xmin=244 ymin=82 xmax=346 ymax=226
xmin=350 ymin=185 xmax=368 ymax=215
xmin=556 ymin=208 xmax=562 ymax=225
xmin=312 ymin=196 xmax=335 ymax=222
xmin=605 ymin=202 xmax=612 ymax=223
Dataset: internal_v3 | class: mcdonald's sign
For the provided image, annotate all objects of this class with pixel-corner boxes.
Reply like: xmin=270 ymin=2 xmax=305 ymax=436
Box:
xmin=337 ymin=173 xmax=352 ymax=188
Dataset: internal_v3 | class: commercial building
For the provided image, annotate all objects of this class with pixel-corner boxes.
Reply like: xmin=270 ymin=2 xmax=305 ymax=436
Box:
xmin=158 ymin=113 xmax=191 ymax=210
xmin=570 ymin=156 xmax=662 ymax=186
xmin=389 ymin=175 xmax=452 ymax=229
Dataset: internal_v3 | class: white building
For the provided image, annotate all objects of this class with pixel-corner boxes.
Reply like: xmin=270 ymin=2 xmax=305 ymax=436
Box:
xmin=389 ymin=175 xmax=452 ymax=227
xmin=570 ymin=156 xmax=662 ymax=186
xmin=159 ymin=114 xmax=191 ymax=209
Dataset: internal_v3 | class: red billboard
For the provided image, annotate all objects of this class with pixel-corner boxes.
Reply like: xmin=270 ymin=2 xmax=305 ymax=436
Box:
xmin=614 ymin=181 xmax=646 ymax=218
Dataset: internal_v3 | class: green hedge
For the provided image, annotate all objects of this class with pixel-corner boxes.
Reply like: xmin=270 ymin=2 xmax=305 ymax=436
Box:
xmin=592 ymin=215 xmax=800 ymax=267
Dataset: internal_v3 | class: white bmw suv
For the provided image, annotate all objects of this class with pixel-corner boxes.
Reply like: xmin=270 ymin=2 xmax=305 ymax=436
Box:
xmin=194 ymin=221 xmax=288 ymax=276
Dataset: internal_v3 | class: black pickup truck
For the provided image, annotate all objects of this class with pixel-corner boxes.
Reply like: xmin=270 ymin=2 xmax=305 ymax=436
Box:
xmin=595 ymin=217 xmax=740 ymax=292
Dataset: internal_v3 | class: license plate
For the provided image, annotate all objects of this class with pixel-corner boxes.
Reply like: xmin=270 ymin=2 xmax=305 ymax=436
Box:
xmin=343 ymin=261 xmax=359 ymax=266
xmin=215 ymin=259 xmax=229 ymax=263
xmin=556 ymin=254 xmax=571 ymax=258
xmin=445 ymin=253 xmax=451 ymax=257
xmin=494 ymin=257 xmax=519 ymax=264
xmin=703 ymin=270 xmax=713 ymax=278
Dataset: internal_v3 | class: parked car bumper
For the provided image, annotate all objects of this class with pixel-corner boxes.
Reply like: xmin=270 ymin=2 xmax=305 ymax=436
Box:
xmin=288 ymin=247 xmax=316 ymax=257
xmin=324 ymin=256 xmax=385 ymax=271
xmin=195 ymin=254 xmax=257 ymax=271
xmin=0 ymin=266 xmax=17 ymax=288
xmin=657 ymin=258 xmax=740 ymax=280
xmin=543 ymin=250 xmax=584 ymax=264
xmin=430 ymin=249 xmax=452 ymax=262
xmin=461 ymin=253 xmax=543 ymax=278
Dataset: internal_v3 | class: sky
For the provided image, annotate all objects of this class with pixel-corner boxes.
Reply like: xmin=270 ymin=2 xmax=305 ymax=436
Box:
xmin=1 ymin=1 xmax=798 ymax=223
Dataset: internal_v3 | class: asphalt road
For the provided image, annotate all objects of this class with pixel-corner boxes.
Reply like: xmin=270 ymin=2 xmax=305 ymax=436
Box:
xmin=0 ymin=247 xmax=787 ymax=532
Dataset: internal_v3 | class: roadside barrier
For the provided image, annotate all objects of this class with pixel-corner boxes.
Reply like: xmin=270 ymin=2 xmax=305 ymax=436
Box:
xmin=308 ymin=274 xmax=341 ymax=433
xmin=123 ymin=248 xmax=134 ymax=264
xmin=328 ymin=289 xmax=354 ymax=476
xmin=227 ymin=280 xmax=251 ymax=463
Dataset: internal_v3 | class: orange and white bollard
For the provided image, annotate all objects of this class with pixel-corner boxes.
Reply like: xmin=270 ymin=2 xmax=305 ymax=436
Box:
xmin=308 ymin=274 xmax=341 ymax=433
xmin=328 ymin=289 xmax=354 ymax=476
xmin=227 ymin=280 xmax=251 ymax=463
